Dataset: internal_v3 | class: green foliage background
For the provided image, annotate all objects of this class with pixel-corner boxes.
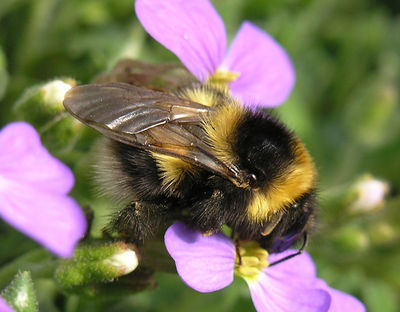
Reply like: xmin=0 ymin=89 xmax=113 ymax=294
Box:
xmin=0 ymin=0 xmax=399 ymax=311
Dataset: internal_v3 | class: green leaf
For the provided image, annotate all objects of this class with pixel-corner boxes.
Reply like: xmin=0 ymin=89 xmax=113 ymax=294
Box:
xmin=1 ymin=271 xmax=38 ymax=312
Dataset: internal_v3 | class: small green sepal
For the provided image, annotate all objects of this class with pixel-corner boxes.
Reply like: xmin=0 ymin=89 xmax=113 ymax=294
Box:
xmin=1 ymin=271 xmax=38 ymax=312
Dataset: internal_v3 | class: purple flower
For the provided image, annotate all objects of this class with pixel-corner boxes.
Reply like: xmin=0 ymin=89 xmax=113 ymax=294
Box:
xmin=135 ymin=0 xmax=295 ymax=108
xmin=165 ymin=223 xmax=365 ymax=312
xmin=0 ymin=296 xmax=14 ymax=312
xmin=0 ymin=122 xmax=87 ymax=257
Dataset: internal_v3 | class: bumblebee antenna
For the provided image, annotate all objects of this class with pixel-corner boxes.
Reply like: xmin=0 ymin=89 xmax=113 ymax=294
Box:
xmin=269 ymin=232 xmax=308 ymax=267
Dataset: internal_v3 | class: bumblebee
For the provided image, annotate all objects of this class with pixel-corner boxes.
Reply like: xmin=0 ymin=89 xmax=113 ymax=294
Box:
xmin=64 ymin=82 xmax=316 ymax=253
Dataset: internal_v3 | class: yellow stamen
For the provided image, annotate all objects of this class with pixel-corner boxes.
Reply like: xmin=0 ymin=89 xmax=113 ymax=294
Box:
xmin=237 ymin=266 xmax=260 ymax=278
xmin=234 ymin=242 xmax=269 ymax=282
xmin=241 ymin=256 xmax=260 ymax=267
xmin=207 ymin=68 xmax=240 ymax=87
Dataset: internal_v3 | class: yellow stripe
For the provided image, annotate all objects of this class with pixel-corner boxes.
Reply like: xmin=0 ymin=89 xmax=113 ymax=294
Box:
xmin=247 ymin=139 xmax=316 ymax=222
xmin=151 ymin=152 xmax=196 ymax=193
xmin=202 ymin=102 xmax=244 ymax=168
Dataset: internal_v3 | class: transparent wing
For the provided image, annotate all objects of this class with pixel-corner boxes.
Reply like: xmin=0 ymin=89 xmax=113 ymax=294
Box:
xmin=93 ymin=59 xmax=198 ymax=92
xmin=64 ymin=82 xmax=249 ymax=187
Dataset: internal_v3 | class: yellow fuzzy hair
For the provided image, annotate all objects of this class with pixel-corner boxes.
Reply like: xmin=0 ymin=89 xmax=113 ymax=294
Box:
xmin=178 ymin=85 xmax=229 ymax=107
xmin=202 ymin=102 xmax=244 ymax=168
xmin=182 ymin=87 xmax=244 ymax=168
xmin=151 ymin=152 xmax=196 ymax=193
xmin=154 ymin=87 xmax=242 ymax=191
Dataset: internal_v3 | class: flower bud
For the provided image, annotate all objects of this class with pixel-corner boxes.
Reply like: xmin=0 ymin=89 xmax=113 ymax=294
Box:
xmin=42 ymin=80 xmax=74 ymax=109
xmin=350 ymin=175 xmax=389 ymax=213
xmin=13 ymin=78 xmax=85 ymax=153
xmin=102 ymin=249 xmax=139 ymax=276
xmin=14 ymin=79 xmax=75 ymax=121
xmin=55 ymin=242 xmax=139 ymax=289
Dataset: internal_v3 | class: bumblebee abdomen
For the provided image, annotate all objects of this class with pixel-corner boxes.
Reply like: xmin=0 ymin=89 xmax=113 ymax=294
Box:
xmin=94 ymin=140 xmax=165 ymax=202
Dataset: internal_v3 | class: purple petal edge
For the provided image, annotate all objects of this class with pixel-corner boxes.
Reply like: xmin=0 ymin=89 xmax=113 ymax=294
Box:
xmin=0 ymin=122 xmax=87 ymax=257
xmin=315 ymin=279 xmax=366 ymax=312
xmin=0 ymin=122 xmax=74 ymax=194
xmin=223 ymin=21 xmax=295 ymax=108
xmin=0 ymin=296 xmax=14 ymax=312
xmin=0 ymin=177 xmax=87 ymax=258
xmin=165 ymin=223 xmax=235 ymax=293
xmin=135 ymin=0 xmax=226 ymax=81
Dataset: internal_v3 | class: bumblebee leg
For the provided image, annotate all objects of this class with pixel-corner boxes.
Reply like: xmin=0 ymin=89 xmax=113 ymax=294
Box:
xmin=189 ymin=189 xmax=225 ymax=235
xmin=81 ymin=205 xmax=94 ymax=240
xmin=269 ymin=232 xmax=309 ymax=266
xmin=234 ymin=237 xmax=242 ymax=265
xmin=101 ymin=228 xmax=114 ymax=240
xmin=109 ymin=201 xmax=167 ymax=244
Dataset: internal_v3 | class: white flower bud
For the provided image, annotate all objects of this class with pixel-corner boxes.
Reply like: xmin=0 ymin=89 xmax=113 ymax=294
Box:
xmin=351 ymin=176 xmax=389 ymax=213
xmin=103 ymin=249 xmax=139 ymax=275
xmin=42 ymin=80 xmax=73 ymax=108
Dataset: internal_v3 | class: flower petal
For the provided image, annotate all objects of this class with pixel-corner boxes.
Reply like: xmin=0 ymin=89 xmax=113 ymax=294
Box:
xmin=246 ymin=251 xmax=331 ymax=311
xmin=0 ymin=297 xmax=14 ymax=312
xmin=164 ymin=223 xmax=235 ymax=292
xmin=0 ymin=122 xmax=74 ymax=194
xmin=135 ymin=0 xmax=226 ymax=81
xmin=315 ymin=279 xmax=366 ymax=312
xmin=0 ymin=181 xmax=86 ymax=257
xmin=223 ymin=22 xmax=295 ymax=108
xmin=268 ymin=250 xmax=317 ymax=281
xmin=247 ymin=271 xmax=331 ymax=312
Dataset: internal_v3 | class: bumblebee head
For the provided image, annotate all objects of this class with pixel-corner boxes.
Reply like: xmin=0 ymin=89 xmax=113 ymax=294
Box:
xmin=233 ymin=110 xmax=317 ymax=248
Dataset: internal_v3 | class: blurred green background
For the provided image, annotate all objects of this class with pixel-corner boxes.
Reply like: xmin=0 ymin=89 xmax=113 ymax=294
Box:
xmin=0 ymin=0 xmax=399 ymax=311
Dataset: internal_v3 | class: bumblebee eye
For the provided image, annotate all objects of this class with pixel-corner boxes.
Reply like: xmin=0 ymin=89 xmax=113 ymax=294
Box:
xmin=248 ymin=173 xmax=258 ymax=188
xmin=292 ymin=203 xmax=299 ymax=209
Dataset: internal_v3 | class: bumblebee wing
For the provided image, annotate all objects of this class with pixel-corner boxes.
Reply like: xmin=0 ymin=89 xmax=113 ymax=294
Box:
xmin=64 ymin=83 xmax=247 ymax=186
xmin=63 ymin=82 xmax=210 ymax=133
xmin=94 ymin=59 xmax=198 ymax=92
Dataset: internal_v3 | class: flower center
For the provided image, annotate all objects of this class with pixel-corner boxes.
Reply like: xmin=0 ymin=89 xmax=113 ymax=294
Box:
xmin=207 ymin=68 xmax=240 ymax=87
xmin=234 ymin=242 xmax=269 ymax=282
